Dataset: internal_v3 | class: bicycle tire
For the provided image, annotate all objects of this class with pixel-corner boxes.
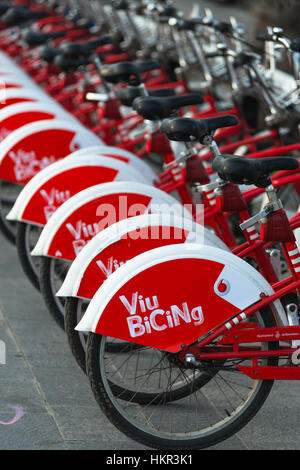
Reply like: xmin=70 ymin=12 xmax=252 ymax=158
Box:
xmin=39 ymin=256 xmax=71 ymax=330
xmin=86 ymin=306 xmax=277 ymax=449
xmin=0 ymin=203 xmax=16 ymax=245
xmin=0 ymin=181 xmax=22 ymax=245
xmin=65 ymin=297 xmax=89 ymax=372
xmin=16 ymin=221 xmax=42 ymax=291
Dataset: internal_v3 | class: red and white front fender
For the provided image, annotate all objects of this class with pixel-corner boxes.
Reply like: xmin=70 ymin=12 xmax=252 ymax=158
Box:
xmin=76 ymin=244 xmax=287 ymax=352
xmin=0 ymin=102 xmax=77 ymax=142
xmin=57 ymin=213 xmax=229 ymax=300
xmin=0 ymin=119 xmax=102 ymax=184
xmin=31 ymin=182 xmax=193 ymax=261
xmin=7 ymin=155 xmax=150 ymax=226
xmin=0 ymin=87 xmax=52 ymax=109
xmin=64 ymin=145 xmax=156 ymax=183
xmin=0 ymin=55 xmax=47 ymax=88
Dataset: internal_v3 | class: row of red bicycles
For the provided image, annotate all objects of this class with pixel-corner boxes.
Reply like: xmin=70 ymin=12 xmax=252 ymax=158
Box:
xmin=1 ymin=0 xmax=300 ymax=450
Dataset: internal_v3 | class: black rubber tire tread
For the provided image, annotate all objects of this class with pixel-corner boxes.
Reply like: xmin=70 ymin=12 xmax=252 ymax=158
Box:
xmin=0 ymin=181 xmax=20 ymax=245
xmin=15 ymin=221 xmax=40 ymax=291
xmin=0 ymin=203 xmax=16 ymax=245
xmin=65 ymin=297 xmax=87 ymax=373
xmin=39 ymin=256 xmax=65 ymax=330
xmin=86 ymin=306 xmax=277 ymax=449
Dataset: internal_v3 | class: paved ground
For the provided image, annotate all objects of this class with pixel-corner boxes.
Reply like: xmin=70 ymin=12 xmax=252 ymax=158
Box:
xmin=0 ymin=0 xmax=299 ymax=453
xmin=1 ymin=219 xmax=300 ymax=451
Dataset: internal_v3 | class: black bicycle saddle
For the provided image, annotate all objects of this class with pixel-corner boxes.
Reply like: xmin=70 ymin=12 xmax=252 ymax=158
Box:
xmin=100 ymin=61 xmax=161 ymax=85
xmin=160 ymin=115 xmax=239 ymax=143
xmin=2 ymin=7 xmax=49 ymax=26
xmin=212 ymin=154 xmax=299 ymax=188
xmin=133 ymin=94 xmax=204 ymax=121
xmin=23 ymin=31 xmax=66 ymax=47
xmin=58 ymin=36 xmax=113 ymax=58
xmin=115 ymin=87 xmax=175 ymax=107
xmin=40 ymin=45 xmax=59 ymax=63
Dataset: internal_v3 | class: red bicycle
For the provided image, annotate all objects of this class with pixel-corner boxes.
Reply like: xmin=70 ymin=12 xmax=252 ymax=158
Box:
xmin=82 ymin=115 xmax=300 ymax=450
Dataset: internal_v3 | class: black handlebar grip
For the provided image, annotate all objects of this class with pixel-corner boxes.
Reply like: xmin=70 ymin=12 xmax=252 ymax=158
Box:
xmin=291 ymin=38 xmax=300 ymax=53
xmin=256 ymin=32 xmax=274 ymax=42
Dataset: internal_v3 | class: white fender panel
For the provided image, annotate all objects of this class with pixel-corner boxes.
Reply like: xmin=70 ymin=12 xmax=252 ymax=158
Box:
xmin=0 ymin=72 xmax=45 ymax=89
xmin=0 ymin=87 xmax=55 ymax=104
xmin=0 ymin=101 xmax=77 ymax=124
xmin=32 ymin=182 xmax=192 ymax=257
xmin=0 ymin=120 xmax=102 ymax=166
xmin=0 ymin=119 xmax=104 ymax=184
xmin=0 ymin=53 xmax=42 ymax=78
xmin=7 ymin=155 xmax=150 ymax=222
xmin=0 ymin=53 xmax=24 ymax=67
xmin=65 ymin=144 xmax=156 ymax=183
xmin=75 ymin=244 xmax=286 ymax=351
xmin=57 ymin=214 xmax=229 ymax=298
xmin=66 ymin=145 xmax=143 ymax=160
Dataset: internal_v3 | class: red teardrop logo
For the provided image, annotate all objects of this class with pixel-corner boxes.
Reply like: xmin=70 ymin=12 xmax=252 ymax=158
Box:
xmin=217 ymin=279 xmax=230 ymax=295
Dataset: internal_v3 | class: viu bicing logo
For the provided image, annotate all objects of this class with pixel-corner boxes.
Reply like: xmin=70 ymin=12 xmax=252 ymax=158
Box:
xmin=0 ymin=340 xmax=6 ymax=365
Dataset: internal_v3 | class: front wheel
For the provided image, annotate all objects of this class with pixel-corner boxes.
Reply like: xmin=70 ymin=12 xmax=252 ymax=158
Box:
xmin=16 ymin=221 xmax=43 ymax=290
xmin=86 ymin=307 xmax=277 ymax=449
xmin=65 ymin=297 xmax=90 ymax=372
xmin=0 ymin=181 xmax=23 ymax=244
